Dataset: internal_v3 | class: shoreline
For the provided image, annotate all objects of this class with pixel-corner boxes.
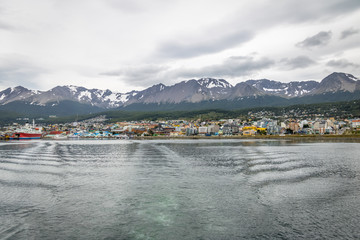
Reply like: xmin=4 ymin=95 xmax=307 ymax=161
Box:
xmin=2 ymin=134 xmax=360 ymax=142
xmin=132 ymin=134 xmax=360 ymax=141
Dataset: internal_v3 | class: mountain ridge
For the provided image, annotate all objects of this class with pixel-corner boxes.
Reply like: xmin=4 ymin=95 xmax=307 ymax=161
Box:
xmin=0 ymin=72 xmax=359 ymax=115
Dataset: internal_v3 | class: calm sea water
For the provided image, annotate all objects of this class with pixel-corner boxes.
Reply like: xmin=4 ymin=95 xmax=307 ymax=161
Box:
xmin=1 ymin=139 xmax=360 ymax=239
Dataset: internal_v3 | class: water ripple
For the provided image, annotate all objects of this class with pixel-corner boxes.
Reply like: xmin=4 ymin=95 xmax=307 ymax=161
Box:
xmin=0 ymin=139 xmax=360 ymax=239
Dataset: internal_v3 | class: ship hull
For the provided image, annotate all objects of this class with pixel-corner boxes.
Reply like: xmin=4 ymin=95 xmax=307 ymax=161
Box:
xmin=10 ymin=132 xmax=42 ymax=140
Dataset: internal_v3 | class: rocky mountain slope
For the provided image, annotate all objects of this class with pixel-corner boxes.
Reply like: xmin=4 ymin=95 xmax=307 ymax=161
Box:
xmin=0 ymin=85 xmax=132 ymax=108
xmin=0 ymin=72 xmax=359 ymax=112
xmin=314 ymin=72 xmax=358 ymax=94
xmin=246 ymin=79 xmax=319 ymax=97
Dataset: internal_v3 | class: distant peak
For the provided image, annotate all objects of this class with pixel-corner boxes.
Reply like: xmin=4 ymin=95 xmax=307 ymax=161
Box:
xmin=197 ymin=78 xmax=232 ymax=88
xmin=10 ymin=86 xmax=29 ymax=93
xmin=65 ymin=85 xmax=79 ymax=91
xmin=198 ymin=77 xmax=216 ymax=81
xmin=14 ymin=85 xmax=27 ymax=90
xmin=150 ymin=83 xmax=166 ymax=89
xmin=152 ymin=83 xmax=166 ymax=91
xmin=327 ymin=72 xmax=357 ymax=78
xmin=316 ymin=72 xmax=358 ymax=93
xmin=322 ymin=72 xmax=358 ymax=83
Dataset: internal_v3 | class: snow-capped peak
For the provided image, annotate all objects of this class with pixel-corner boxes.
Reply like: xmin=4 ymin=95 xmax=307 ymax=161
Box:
xmin=197 ymin=78 xmax=232 ymax=88
xmin=0 ymin=72 xmax=357 ymax=109
xmin=67 ymin=85 xmax=79 ymax=94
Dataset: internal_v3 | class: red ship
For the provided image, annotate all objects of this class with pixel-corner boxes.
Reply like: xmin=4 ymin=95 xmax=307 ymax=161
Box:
xmin=10 ymin=132 xmax=43 ymax=140
xmin=9 ymin=120 xmax=43 ymax=140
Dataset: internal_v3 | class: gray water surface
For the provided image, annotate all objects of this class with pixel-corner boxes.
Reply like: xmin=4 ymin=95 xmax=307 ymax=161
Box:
xmin=1 ymin=139 xmax=360 ymax=239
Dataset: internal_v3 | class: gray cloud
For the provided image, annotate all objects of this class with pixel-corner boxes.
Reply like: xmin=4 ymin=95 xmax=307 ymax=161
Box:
xmin=2 ymin=1 xmax=360 ymax=90
xmin=340 ymin=28 xmax=359 ymax=39
xmin=100 ymin=64 xmax=169 ymax=86
xmin=0 ymin=55 xmax=45 ymax=88
xmin=101 ymin=56 xmax=275 ymax=87
xmin=174 ymin=56 xmax=275 ymax=79
xmin=296 ymin=31 xmax=332 ymax=48
xmin=326 ymin=0 xmax=360 ymax=15
xmin=0 ymin=22 xmax=13 ymax=30
xmin=0 ymin=6 xmax=14 ymax=31
xmin=272 ymin=0 xmax=360 ymax=23
xmin=156 ymin=30 xmax=254 ymax=59
xmin=0 ymin=16 xmax=16 ymax=31
xmin=326 ymin=59 xmax=359 ymax=68
xmin=281 ymin=56 xmax=316 ymax=69
xmin=153 ymin=0 xmax=360 ymax=60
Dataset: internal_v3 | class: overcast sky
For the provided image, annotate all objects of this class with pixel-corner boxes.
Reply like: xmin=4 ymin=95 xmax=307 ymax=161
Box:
xmin=1 ymin=0 xmax=360 ymax=92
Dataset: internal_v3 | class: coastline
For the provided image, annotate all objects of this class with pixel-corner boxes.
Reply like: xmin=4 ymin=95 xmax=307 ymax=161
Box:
xmin=132 ymin=134 xmax=360 ymax=141
xmin=2 ymin=134 xmax=360 ymax=142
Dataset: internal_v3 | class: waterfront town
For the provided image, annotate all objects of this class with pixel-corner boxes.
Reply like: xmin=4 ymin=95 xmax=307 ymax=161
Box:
xmin=1 ymin=114 xmax=360 ymax=140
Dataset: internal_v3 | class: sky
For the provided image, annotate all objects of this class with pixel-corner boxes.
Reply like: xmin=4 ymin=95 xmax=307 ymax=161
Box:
xmin=0 ymin=0 xmax=360 ymax=93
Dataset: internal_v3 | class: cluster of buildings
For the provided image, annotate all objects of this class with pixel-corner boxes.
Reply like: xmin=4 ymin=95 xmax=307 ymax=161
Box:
xmin=108 ymin=117 xmax=358 ymax=137
xmin=2 ymin=115 xmax=359 ymax=139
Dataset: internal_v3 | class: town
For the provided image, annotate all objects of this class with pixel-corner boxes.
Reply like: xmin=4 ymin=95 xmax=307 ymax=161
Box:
xmin=1 ymin=114 xmax=360 ymax=140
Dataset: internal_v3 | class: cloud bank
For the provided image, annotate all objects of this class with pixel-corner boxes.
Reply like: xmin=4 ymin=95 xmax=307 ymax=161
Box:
xmin=0 ymin=0 xmax=360 ymax=91
xmin=296 ymin=31 xmax=333 ymax=48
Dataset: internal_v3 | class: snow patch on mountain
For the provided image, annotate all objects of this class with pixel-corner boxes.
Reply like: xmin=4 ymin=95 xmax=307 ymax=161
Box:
xmin=263 ymin=88 xmax=283 ymax=92
xmin=247 ymin=79 xmax=319 ymax=97
xmin=346 ymin=73 xmax=358 ymax=81
xmin=31 ymin=90 xmax=41 ymax=95
xmin=119 ymin=93 xmax=130 ymax=103
xmin=78 ymin=90 xmax=92 ymax=101
xmin=197 ymin=78 xmax=233 ymax=89
xmin=68 ymin=85 xmax=78 ymax=94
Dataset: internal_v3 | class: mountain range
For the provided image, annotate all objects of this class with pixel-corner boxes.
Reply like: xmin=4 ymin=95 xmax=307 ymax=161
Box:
xmin=1 ymin=72 xmax=360 ymax=117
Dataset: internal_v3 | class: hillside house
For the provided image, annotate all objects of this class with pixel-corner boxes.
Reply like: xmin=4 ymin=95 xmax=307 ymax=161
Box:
xmin=351 ymin=119 xmax=360 ymax=130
